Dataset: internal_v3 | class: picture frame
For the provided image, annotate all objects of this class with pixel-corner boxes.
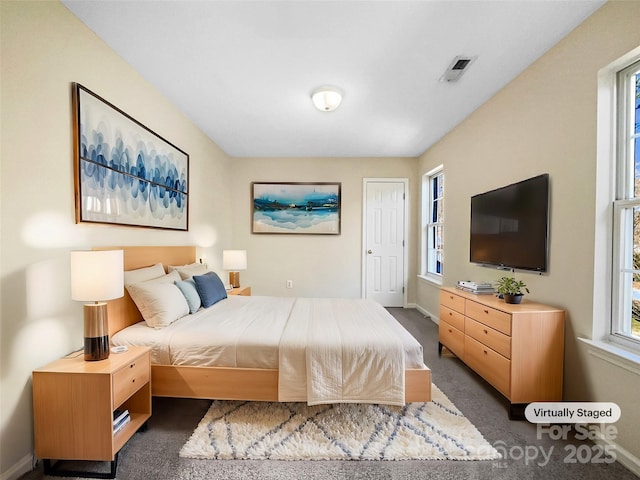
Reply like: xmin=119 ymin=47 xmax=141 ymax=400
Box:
xmin=252 ymin=182 xmax=341 ymax=235
xmin=73 ymin=83 xmax=189 ymax=230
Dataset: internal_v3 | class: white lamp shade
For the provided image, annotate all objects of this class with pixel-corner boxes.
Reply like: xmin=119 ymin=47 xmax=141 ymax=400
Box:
xmin=70 ymin=250 xmax=124 ymax=302
xmin=311 ymin=86 xmax=343 ymax=112
xmin=223 ymin=250 xmax=247 ymax=271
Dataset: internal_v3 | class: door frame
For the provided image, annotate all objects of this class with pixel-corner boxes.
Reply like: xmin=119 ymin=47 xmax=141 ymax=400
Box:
xmin=361 ymin=177 xmax=409 ymax=306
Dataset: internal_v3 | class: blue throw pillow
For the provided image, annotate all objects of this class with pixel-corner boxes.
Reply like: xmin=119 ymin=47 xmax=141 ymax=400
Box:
xmin=192 ymin=272 xmax=228 ymax=308
xmin=174 ymin=278 xmax=202 ymax=314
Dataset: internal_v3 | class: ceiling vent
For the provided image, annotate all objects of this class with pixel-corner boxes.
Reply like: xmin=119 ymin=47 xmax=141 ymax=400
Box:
xmin=439 ymin=55 xmax=477 ymax=83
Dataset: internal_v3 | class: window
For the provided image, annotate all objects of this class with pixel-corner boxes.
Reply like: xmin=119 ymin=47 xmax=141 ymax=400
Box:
xmin=423 ymin=167 xmax=444 ymax=279
xmin=612 ymin=59 xmax=640 ymax=348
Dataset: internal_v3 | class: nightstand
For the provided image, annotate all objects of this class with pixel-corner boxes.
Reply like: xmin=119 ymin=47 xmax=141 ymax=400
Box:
xmin=228 ymin=286 xmax=251 ymax=296
xmin=32 ymin=346 xmax=151 ymax=478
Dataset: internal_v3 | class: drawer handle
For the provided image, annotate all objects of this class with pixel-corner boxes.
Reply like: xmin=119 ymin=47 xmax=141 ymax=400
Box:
xmin=483 ymin=309 xmax=489 ymax=314
xmin=483 ymin=350 xmax=488 ymax=355
xmin=448 ymin=329 xmax=452 ymax=333
xmin=130 ymin=363 xmax=135 ymax=368
xmin=132 ymin=379 xmax=135 ymax=384
xmin=483 ymin=329 xmax=488 ymax=334
xmin=449 ymin=312 xmax=453 ymax=316
xmin=449 ymin=295 xmax=454 ymax=300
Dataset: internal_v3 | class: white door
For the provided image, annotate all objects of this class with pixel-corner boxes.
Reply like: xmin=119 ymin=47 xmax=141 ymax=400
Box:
xmin=363 ymin=180 xmax=406 ymax=307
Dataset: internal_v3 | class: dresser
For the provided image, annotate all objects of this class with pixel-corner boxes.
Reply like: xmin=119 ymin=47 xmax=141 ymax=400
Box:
xmin=439 ymin=287 xmax=565 ymax=418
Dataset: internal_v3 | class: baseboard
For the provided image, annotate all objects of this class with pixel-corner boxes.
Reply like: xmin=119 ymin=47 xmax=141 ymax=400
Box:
xmin=415 ymin=304 xmax=438 ymax=325
xmin=1 ymin=453 xmax=32 ymax=480
xmin=592 ymin=431 xmax=640 ymax=477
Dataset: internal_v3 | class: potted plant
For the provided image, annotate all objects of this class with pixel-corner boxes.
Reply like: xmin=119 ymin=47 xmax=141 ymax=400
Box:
xmin=495 ymin=276 xmax=529 ymax=304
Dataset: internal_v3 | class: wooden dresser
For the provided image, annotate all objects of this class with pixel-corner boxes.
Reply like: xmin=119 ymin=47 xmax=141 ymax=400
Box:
xmin=439 ymin=287 xmax=565 ymax=418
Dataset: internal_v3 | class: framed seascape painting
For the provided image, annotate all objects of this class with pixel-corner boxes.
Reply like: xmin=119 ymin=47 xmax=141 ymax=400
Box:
xmin=252 ymin=182 xmax=341 ymax=234
xmin=73 ymin=83 xmax=189 ymax=230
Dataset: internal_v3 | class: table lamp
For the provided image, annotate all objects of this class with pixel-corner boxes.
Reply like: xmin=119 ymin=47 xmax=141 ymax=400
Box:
xmin=70 ymin=250 xmax=124 ymax=361
xmin=223 ymin=250 xmax=247 ymax=288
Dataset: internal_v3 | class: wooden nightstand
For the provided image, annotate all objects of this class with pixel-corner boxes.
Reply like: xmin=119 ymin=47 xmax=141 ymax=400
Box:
xmin=228 ymin=286 xmax=251 ymax=296
xmin=32 ymin=346 xmax=151 ymax=478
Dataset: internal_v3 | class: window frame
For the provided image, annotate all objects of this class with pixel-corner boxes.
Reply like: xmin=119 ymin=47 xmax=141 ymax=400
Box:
xmin=421 ymin=166 xmax=444 ymax=283
xmin=611 ymin=58 xmax=640 ymax=350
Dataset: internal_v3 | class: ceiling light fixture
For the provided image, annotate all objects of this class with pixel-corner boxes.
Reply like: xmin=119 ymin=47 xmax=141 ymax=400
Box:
xmin=311 ymin=86 xmax=343 ymax=112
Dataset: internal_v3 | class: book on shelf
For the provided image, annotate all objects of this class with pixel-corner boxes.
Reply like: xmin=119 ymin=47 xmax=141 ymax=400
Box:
xmin=113 ymin=409 xmax=129 ymax=426
xmin=113 ymin=415 xmax=130 ymax=435
xmin=113 ymin=409 xmax=130 ymax=435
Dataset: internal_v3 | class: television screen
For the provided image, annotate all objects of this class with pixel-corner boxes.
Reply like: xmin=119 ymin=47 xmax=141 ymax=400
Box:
xmin=470 ymin=174 xmax=549 ymax=272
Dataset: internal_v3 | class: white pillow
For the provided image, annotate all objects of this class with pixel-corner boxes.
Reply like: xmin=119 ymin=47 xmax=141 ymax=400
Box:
xmin=126 ymin=271 xmax=189 ymax=328
xmin=144 ymin=270 xmax=182 ymax=284
xmin=124 ymin=262 xmax=165 ymax=285
xmin=167 ymin=262 xmax=209 ymax=280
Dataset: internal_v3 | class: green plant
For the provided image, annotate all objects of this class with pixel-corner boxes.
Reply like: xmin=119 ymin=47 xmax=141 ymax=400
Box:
xmin=495 ymin=276 xmax=530 ymax=296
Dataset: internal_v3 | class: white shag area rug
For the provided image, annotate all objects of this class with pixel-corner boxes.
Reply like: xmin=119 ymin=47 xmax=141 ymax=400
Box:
xmin=180 ymin=385 xmax=501 ymax=461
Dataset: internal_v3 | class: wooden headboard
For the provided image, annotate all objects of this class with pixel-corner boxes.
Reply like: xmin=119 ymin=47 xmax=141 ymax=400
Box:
xmin=94 ymin=246 xmax=196 ymax=336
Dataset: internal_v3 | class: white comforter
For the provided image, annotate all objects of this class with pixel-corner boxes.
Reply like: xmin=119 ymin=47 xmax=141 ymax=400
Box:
xmin=279 ymin=298 xmax=406 ymax=405
xmin=112 ymin=296 xmax=426 ymax=405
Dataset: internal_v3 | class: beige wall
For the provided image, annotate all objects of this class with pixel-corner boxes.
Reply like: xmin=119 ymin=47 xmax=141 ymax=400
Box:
xmin=230 ymin=157 xmax=418 ymax=299
xmin=417 ymin=0 xmax=640 ymax=467
xmin=0 ymin=1 xmax=233 ymax=477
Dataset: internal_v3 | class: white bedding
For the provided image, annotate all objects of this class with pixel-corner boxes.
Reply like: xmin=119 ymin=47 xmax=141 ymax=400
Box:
xmin=279 ymin=298 xmax=406 ymax=405
xmin=112 ymin=295 xmax=426 ymax=405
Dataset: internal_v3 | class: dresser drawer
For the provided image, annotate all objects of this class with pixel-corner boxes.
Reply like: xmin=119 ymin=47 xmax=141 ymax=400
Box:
xmin=439 ymin=305 xmax=465 ymax=332
xmin=465 ymin=317 xmax=511 ymax=359
xmin=464 ymin=336 xmax=510 ymax=397
xmin=440 ymin=290 xmax=465 ymax=314
xmin=113 ymin=353 xmax=150 ymax=407
xmin=465 ymin=300 xmax=511 ymax=335
xmin=439 ymin=319 xmax=464 ymax=358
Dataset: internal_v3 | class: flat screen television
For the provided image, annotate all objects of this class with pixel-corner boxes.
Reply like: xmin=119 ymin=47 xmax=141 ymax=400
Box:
xmin=470 ymin=174 xmax=549 ymax=272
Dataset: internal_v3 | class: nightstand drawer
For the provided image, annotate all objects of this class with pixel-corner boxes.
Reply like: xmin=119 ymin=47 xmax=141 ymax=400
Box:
xmin=113 ymin=354 xmax=149 ymax=407
xmin=465 ymin=300 xmax=511 ymax=335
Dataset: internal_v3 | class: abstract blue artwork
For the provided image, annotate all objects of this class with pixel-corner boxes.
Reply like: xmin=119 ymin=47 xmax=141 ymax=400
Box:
xmin=74 ymin=84 xmax=189 ymax=230
xmin=252 ymin=182 xmax=341 ymax=234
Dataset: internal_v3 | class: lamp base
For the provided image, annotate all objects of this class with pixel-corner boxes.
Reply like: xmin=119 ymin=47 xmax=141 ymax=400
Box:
xmin=229 ymin=271 xmax=240 ymax=288
xmin=84 ymin=303 xmax=110 ymax=361
xmin=84 ymin=336 xmax=110 ymax=361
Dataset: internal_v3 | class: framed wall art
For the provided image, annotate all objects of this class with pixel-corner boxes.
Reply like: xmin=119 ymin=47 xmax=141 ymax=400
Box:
xmin=252 ymin=182 xmax=341 ymax=235
xmin=73 ymin=83 xmax=189 ymax=230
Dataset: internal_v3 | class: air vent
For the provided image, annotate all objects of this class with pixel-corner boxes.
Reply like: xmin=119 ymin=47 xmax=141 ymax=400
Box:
xmin=439 ymin=55 xmax=477 ymax=83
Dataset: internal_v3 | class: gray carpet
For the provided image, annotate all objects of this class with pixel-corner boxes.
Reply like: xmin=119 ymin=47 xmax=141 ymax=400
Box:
xmin=20 ymin=307 xmax=638 ymax=479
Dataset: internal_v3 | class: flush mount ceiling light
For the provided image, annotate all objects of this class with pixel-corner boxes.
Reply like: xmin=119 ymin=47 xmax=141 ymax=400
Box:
xmin=311 ymin=86 xmax=343 ymax=112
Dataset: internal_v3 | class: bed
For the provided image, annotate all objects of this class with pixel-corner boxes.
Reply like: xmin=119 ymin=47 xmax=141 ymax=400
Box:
xmin=101 ymin=246 xmax=431 ymax=404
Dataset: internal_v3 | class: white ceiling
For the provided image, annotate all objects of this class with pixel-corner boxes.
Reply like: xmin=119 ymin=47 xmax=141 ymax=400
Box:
xmin=62 ymin=0 xmax=605 ymax=158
